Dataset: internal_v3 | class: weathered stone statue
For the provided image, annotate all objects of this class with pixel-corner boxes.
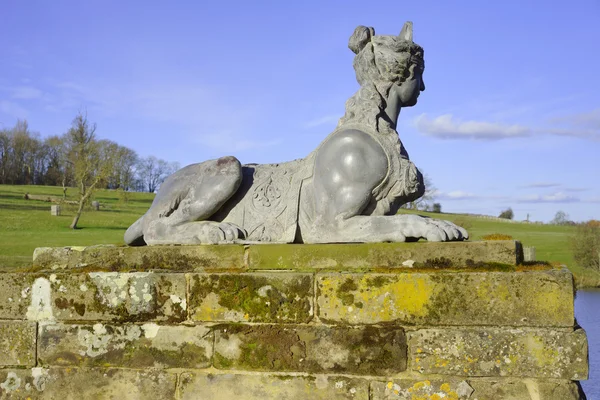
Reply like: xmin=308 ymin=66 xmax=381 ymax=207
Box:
xmin=125 ymin=22 xmax=468 ymax=246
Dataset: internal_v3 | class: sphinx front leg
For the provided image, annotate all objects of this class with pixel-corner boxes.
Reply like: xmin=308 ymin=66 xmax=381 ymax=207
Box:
xmin=305 ymin=214 xmax=467 ymax=243
xmin=143 ymin=220 xmax=247 ymax=245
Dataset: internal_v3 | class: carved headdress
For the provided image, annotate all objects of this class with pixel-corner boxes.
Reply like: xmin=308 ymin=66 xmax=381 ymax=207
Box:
xmin=348 ymin=22 xmax=424 ymax=87
xmin=339 ymin=22 xmax=425 ymax=133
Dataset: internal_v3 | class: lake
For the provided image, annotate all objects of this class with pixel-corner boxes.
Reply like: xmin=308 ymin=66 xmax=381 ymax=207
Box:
xmin=576 ymin=289 xmax=600 ymax=399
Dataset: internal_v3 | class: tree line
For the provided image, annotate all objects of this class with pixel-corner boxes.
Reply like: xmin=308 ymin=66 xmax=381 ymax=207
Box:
xmin=0 ymin=116 xmax=179 ymax=193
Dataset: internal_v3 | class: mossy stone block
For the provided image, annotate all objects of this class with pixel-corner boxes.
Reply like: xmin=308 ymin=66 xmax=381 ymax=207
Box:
xmin=189 ymin=273 xmax=313 ymax=323
xmin=408 ymin=328 xmax=588 ymax=379
xmin=0 ymin=321 xmax=36 ymax=366
xmin=179 ymin=372 xmax=369 ymax=400
xmin=0 ymin=367 xmax=176 ymax=399
xmin=213 ymin=324 xmax=406 ymax=374
xmin=32 ymin=244 xmax=246 ymax=272
xmin=317 ymin=268 xmax=574 ymax=326
xmin=371 ymin=378 xmax=585 ymax=400
xmin=38 ymin=323 xmax=213 ymax=369
xmin=0 ymin=272 xmax=186 ymax=322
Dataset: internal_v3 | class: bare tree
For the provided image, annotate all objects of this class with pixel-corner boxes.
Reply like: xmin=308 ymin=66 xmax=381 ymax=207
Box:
xmin=136 ymin=156 xmax=175 ymax=193
xmin=66 ymin=113 xmax=114 ymax=229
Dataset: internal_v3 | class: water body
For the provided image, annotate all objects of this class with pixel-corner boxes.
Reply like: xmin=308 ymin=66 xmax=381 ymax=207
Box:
xmin=576 ymin=289 xmax=600 ymax=399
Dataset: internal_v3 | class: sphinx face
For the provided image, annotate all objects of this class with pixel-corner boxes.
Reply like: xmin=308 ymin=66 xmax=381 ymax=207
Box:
xmin=398 ymin=64 xmax=425 ymax=107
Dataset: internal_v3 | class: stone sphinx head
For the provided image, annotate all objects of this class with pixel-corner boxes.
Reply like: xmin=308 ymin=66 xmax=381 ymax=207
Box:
xmin=349 ymin=22 xmax=425 ymax=108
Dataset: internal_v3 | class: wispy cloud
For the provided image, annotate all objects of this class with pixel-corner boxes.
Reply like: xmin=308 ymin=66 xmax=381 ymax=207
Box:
xmin=519 ymin=182 xmax=561 ymax=189
xmin=415 ymin=111 xmax=600 ymax=141
xmin=304 ymin=114 xmax=340 ymax=128
xmin=517 ymin=192 xmax=580 ymax=203
xmin=438 ymin=190 xmax=479 ymax=200
xmin=434 ymin=190 xmax=509 ymax=201
xmin=550 ymin=108 xmax=600 ymax=130
xmin=415 ymin=114 xmax=531 ymax=140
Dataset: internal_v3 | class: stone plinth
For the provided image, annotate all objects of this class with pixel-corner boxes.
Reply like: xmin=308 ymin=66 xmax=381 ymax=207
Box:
xmin=0 ymin=241 xmax=587 ymax=399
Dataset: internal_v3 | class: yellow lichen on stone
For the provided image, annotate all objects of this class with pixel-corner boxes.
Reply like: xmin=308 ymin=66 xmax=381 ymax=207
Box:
xmin=318 ymin=274 xmax=434 ymax=323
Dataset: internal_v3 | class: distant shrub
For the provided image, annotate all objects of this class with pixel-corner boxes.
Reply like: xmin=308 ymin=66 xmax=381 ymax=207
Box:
xmin=571 ymin=221 xmax=600 ymax=271
xmin=482 ymin=233 xmax=514 ymax=240
xmin=432 ymin=203 xmax=442 ymax=213
xmin=452 ymin=217 xmax=473 ymax=231
xmin=586 ymin=220 xmax=600 ymax=228
xmin=498 ymin=208 xmax=514 ymax=220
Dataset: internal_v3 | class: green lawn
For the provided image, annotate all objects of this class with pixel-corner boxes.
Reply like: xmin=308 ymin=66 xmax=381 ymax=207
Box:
xmin=1 ymin=184 xmax=598 ymax=287
xmin=0 ymin=184 xmax=154 ymax=268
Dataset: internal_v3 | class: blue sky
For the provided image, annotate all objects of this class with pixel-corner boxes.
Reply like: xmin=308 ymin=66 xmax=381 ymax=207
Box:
xmin=1 ymin=0 xmax=599 ymax=222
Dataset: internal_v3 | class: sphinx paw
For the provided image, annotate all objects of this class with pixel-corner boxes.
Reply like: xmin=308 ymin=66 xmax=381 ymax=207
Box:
xmin=425 ymin=219 xmax=468 ymax=242
xmin=198 ymin=222 xmax=247 ymax=244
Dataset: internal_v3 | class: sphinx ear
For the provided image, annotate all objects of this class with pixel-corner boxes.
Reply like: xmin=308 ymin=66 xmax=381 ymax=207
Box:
xmin=399 ymin=21 xmax=413 ymax=42
xmin=349 ymin=25 xmax=375 ymax=54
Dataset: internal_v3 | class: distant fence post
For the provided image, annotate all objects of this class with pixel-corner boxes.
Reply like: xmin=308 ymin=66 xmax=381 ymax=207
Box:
xmin=50 ymin=205 xmax=61 ymax=216
xmin=523 ymin=246 xmax=536 ymax=262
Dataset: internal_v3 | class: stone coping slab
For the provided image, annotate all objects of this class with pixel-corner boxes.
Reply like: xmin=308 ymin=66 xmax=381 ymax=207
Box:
xmin=28 ymin=241 xmax=524 ymax=272
xmin=0 ymin=369 xmax=585 ymax=400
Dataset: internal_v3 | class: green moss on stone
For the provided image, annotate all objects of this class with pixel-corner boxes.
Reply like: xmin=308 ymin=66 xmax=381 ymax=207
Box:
xmin=336 ymin=278 xmax=358 ymax=306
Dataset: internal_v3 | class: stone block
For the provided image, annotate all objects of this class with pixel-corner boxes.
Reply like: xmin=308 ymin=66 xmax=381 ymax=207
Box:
xmin=32 ymin=244 xmax=246 ymax=272
xmin=0 ymin=272 xmax=186 ymax=322
xmin=0 ymin=321 xmax=36 ymax=366
xmin=371 ymin=378 xmax=586 ymax=400
xmin=38 ymin=323 xmax=212 ymax=369
xmin=178 ymin=372 xmax=369 ymax=400
xmin=317 ymin=269 xmax=574 ymax=326
xmin=408 ymin=328 xmax=588 ymax=380
xmin=248 ymin=241 xmax=522 ymax=270
xmin=213 ymin=324 xmax=406 ymax=374
xmin=0 ymin=368 xmax=176 ymax=399
xmin=189 ymin=273 xmax=313 ymax=323
xmin=50 ymin=205 xmax=60 ymax=216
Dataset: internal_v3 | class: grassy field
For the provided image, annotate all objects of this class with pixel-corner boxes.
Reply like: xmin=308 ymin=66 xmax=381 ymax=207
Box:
xmin=0 ymin=184 xmax=154 ymax=267
xmin=1 ymin=184 xmax=599 ymax=287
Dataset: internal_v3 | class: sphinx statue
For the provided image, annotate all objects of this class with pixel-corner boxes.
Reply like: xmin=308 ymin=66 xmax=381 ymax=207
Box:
xmin=124 ymin=22 xmax=468 ymax=245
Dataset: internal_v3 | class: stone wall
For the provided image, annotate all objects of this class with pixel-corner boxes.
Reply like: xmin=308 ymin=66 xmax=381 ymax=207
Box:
xmin=0 ymin=241 xmax=588 ymax=399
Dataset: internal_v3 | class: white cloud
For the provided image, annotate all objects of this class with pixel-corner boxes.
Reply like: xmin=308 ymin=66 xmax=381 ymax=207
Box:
xmin=415 ymin=113 xmax=531 ymax=140
xmin=517 ymin=192 xmax=580 ymax=203
xmin=519 ymin=182 xmax=561 ymax=189
xmin=551 ymin=108 xmax=600 ymax=130
xmin=564 ymin=187 xmax=589 ymax=192
xmin=415 ymin=112 xmax=600 ymax=141
xmin=440 ymin=190 xmax=478 ymax=200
